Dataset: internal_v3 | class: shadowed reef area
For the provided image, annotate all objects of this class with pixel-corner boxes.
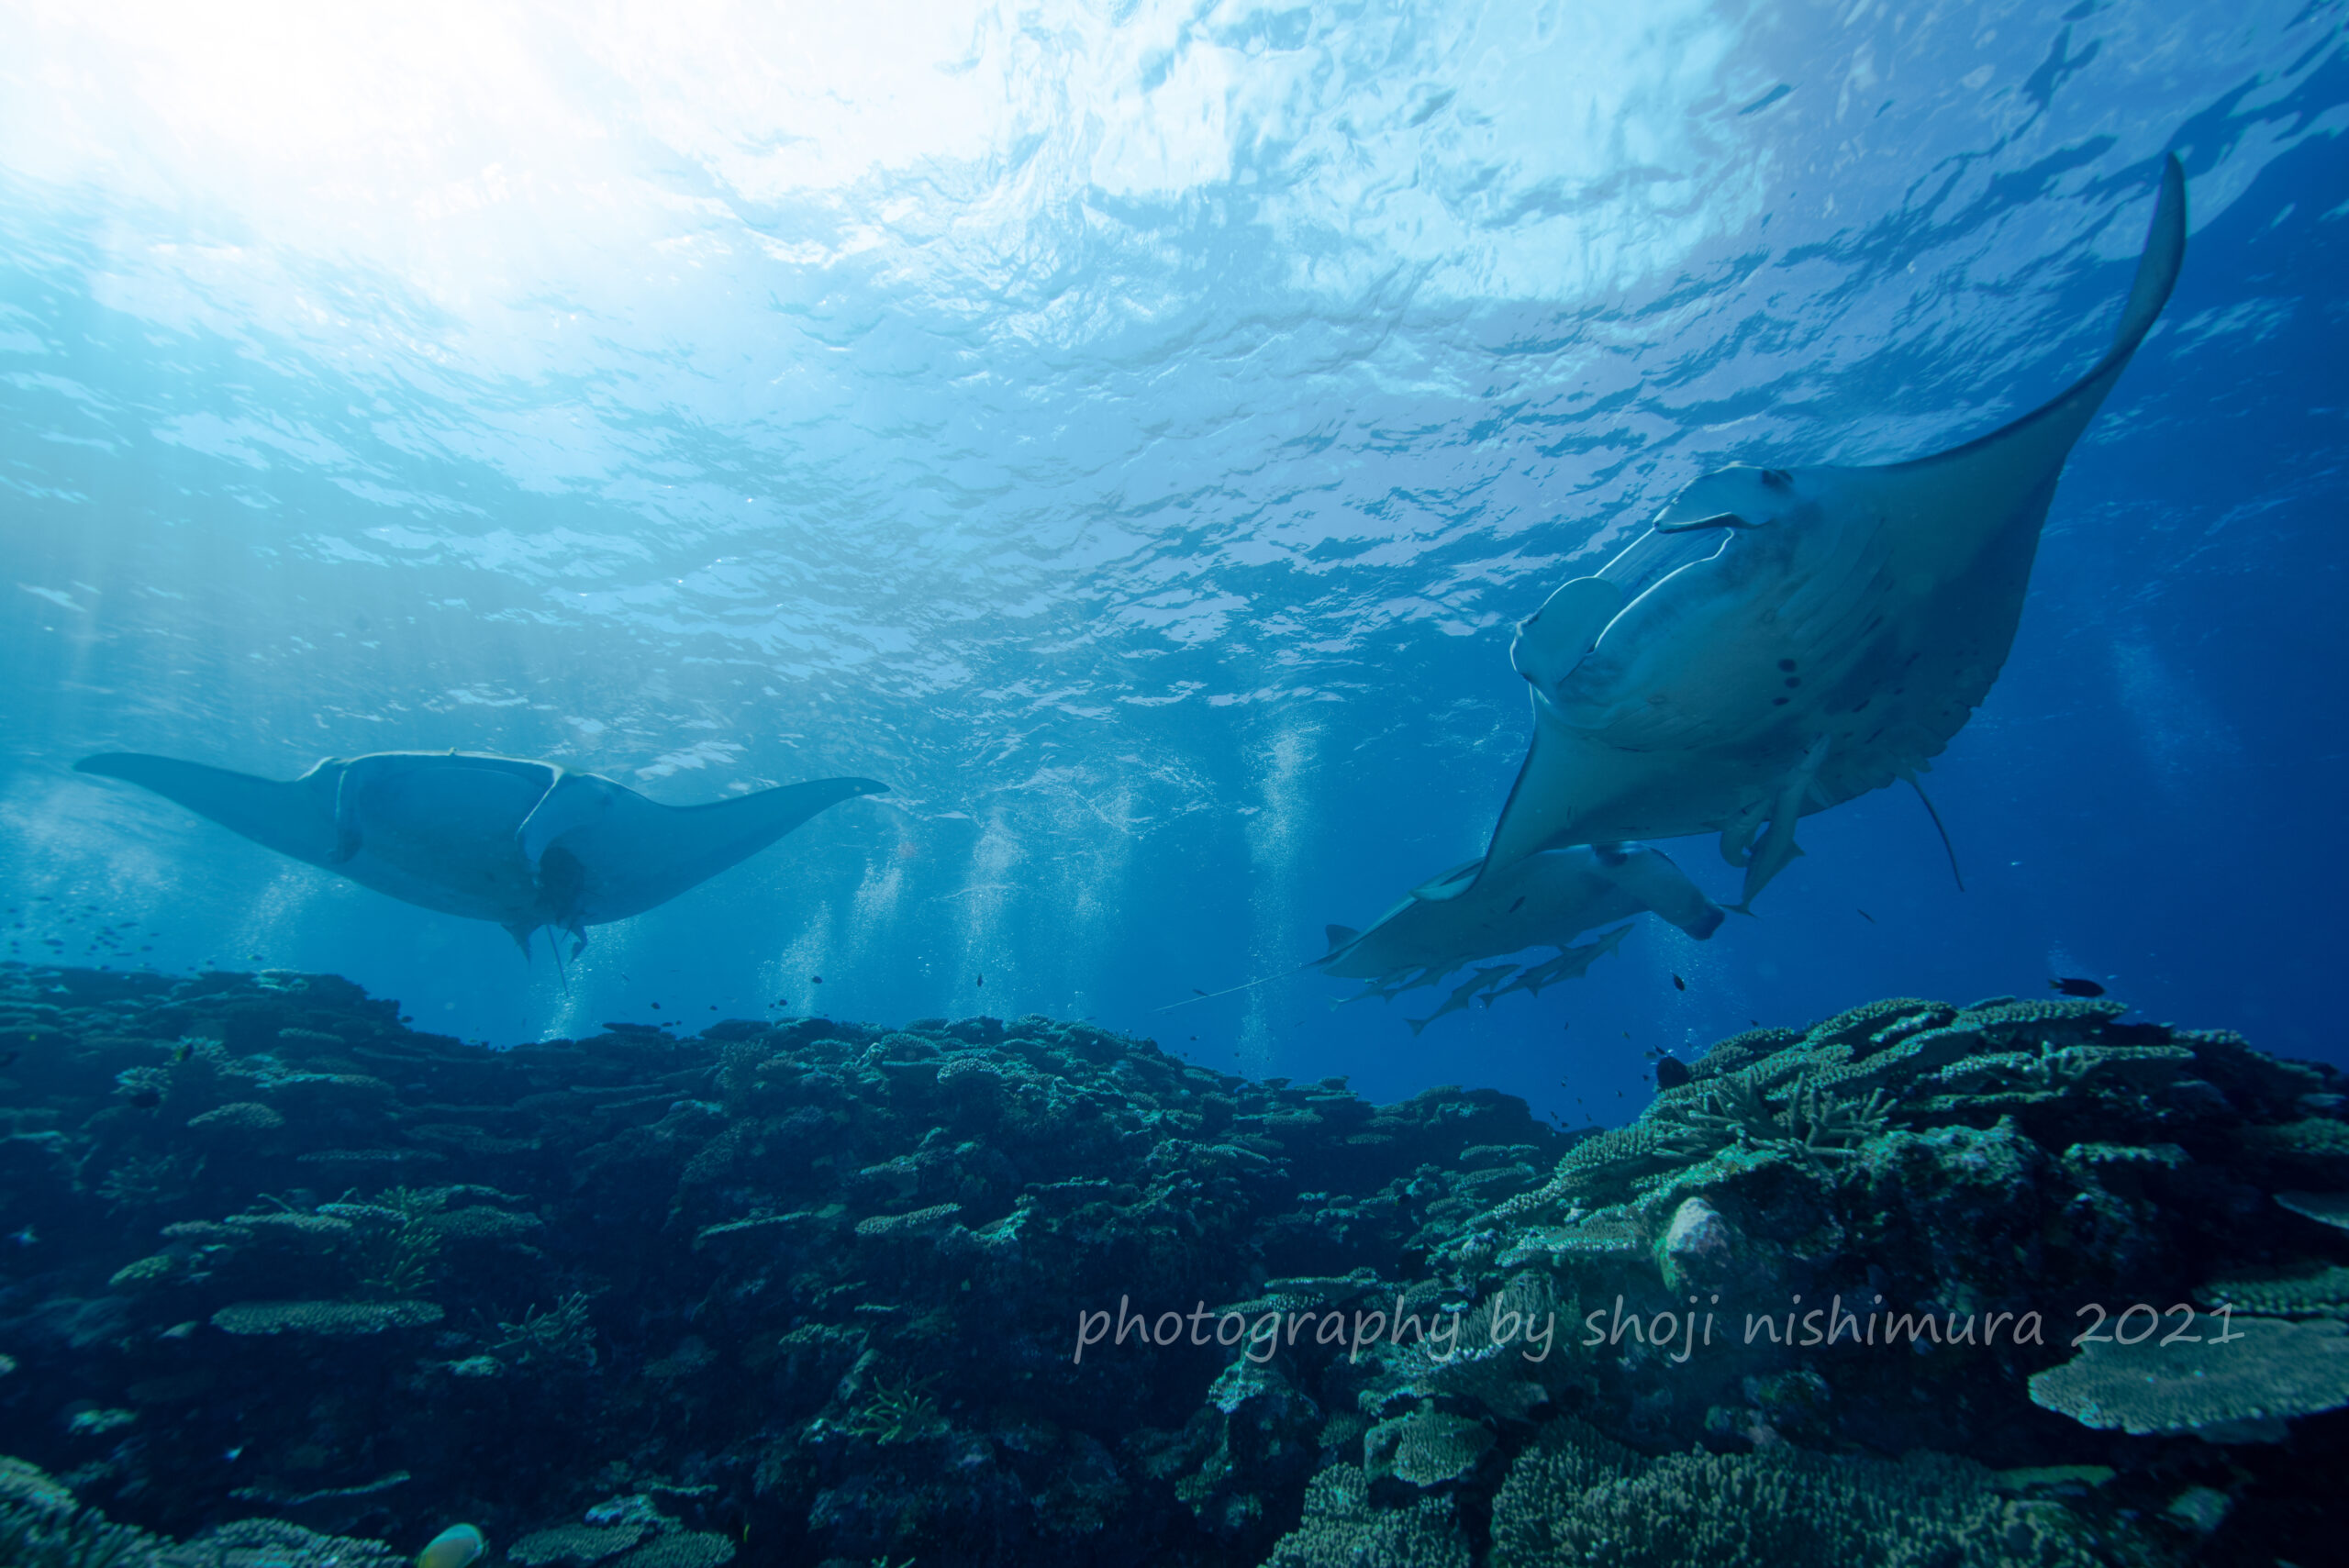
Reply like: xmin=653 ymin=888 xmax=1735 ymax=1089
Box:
xmin=1 ymin=964 xmax=2345 ymax=1566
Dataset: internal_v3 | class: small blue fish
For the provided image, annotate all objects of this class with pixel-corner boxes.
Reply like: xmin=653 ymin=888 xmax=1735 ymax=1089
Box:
xmin=7 ymin=1226 xmax=36 ymax=1247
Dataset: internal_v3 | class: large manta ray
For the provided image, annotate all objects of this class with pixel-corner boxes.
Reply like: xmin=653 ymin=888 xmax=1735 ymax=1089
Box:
xmin=75 ymin=750 xmax=886 ymax=957
xmin=1473 ymin=155 xmax=2188 ymax=909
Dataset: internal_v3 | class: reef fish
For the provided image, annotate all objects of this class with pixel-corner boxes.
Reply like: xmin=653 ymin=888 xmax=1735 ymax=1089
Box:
xmin=417 ymin=1524 xmax=485 ymax=1568
xmin=1158 ymin=841 xmax=1715 ymax=1019
xmin=1469 ymin=156 xmax=2188 ymax=908
xmin=1480 ymin=923 xmax=1633 ymax=1003
xmin=76 ymin=751 xmax=886 ymax=958
xmin=1319 ymin=842 xmax=1723 ymax=990
xmin=1405 ymin=964 xmax=1519 ymax=1037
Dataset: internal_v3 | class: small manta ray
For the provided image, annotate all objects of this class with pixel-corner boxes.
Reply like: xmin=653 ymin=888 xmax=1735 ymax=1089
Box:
xmin=76 ymin=750 xmax=886 ymax=962
xmin=1464 ymin=157 xmax=2188 ymax=909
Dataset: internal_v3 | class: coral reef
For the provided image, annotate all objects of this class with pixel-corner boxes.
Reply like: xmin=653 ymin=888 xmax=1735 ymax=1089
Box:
xmin=1484 ymin=1418 xmax=2132 ymax=1567
xmin=2 ymin=962 xmax=2345 ymax=1563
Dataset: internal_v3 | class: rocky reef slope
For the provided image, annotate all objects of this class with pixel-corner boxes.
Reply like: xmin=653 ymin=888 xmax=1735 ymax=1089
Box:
xmin=1 ymin=965 xmax=2343 ymax=1566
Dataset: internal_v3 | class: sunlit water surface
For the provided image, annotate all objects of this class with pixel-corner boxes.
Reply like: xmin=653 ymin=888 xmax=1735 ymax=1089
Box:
xmin=3 ymin=0 xmax=2343 ymax=1122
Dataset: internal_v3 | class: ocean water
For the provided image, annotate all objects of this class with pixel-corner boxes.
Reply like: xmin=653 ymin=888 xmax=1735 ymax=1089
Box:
xmin=4 ymin=4 xmax=2344 ymax=1107
xmin=1 ymin=6 xmax=2347 ymax=1560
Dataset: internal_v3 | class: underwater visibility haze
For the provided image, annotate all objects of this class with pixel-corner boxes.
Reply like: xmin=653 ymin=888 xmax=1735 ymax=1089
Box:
xmin=1 ymin=2 xmax=2347 ymax=1564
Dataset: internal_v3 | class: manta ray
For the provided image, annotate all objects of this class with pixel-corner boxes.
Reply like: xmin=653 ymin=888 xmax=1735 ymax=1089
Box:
xmin=1475 ymin=155 xmax=2188 ymax=909
xmin=75 ymin=750 xmax=886 ymax=957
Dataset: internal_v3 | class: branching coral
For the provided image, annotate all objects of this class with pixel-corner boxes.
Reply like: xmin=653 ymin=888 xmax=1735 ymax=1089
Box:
xmin=493 ymin=1292 xmax=599 ymax=1369
xmin=1488 ymin=1419 xmax=2122 ymax=1567
xmin=838 ymin=1371 xmax=947 ymax=1445
xmin=1261 ymin=1463 xmax=1470 ymax=1568
xmin=94 ymin=1151 xmax=201 ymax=1214
xmin=0 ymin=1501 xmax=161 ymax=1568
xmin=1656 ymin=1077 xmax=1891 ymax=1173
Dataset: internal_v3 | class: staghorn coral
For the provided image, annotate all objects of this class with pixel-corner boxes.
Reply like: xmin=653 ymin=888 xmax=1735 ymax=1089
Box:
xmin=1654 ymin=1076 xmax=1892 ymax=1173
xmin=493 ymin=1292 xmax=598 ymax=1369
xmin=838 ymin=1371 xmax=947 ymax=1445
xmin=95 ymin=1151 xmax=201 ymax=1215
xmin=333 ymin=1190 xmax=447 ymax=1296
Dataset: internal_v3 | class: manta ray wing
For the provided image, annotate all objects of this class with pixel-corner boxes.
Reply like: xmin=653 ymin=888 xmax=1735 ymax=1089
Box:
xmin=75 ymin=752 xmax=344 ymax=867
xmin=551 ymin=774 xmax=890 ymax=925
xmin=1472 ymin=155 xmax=2188 ymax=900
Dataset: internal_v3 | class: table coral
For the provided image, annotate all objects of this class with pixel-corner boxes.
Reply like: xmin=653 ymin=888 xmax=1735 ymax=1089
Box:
xmin=2028 ymin=1314 xmax=2349 ymax=1435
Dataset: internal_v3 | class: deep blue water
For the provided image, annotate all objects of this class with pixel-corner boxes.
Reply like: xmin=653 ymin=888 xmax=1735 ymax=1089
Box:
xmin=2 ymin=1 xmax=2343 ymax=1125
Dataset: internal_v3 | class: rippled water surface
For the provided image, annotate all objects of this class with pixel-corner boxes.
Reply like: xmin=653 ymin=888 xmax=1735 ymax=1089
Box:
xmin=3 ymin=1 xmax=2343 ymax=1114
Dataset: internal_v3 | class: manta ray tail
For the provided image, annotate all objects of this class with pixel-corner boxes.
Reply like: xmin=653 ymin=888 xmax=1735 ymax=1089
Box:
xmin=503 ymin=922 xmax=572 ymax=994
xmin=1905 ymin=773 xmax=1965 ymax=893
